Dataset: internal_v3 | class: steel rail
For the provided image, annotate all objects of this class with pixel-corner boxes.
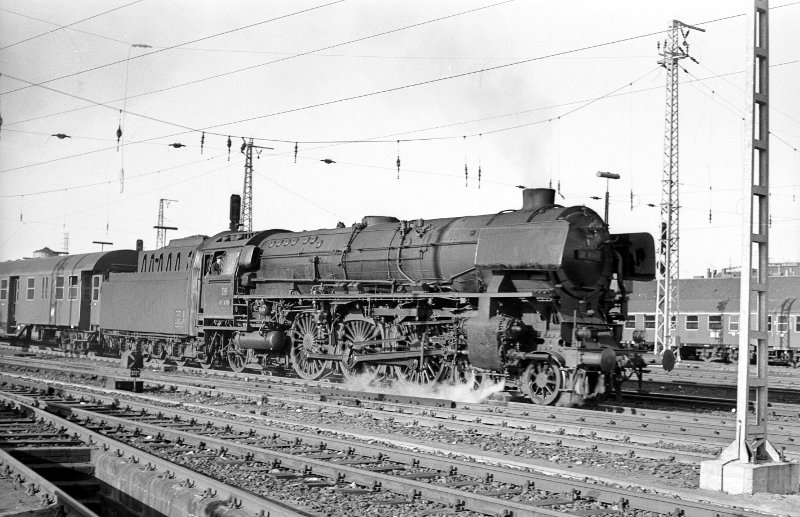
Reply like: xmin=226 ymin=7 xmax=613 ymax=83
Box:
xmin=0 ymin=442 xmax=101 ymax=517
xmin=7 ymin=387 xmax=772 ymax=517
xmin=0 ymin=392 xmax=319 ymax=517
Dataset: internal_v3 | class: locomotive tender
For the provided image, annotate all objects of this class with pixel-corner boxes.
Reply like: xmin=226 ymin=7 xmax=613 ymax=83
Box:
xmin=1 ymin=188 xmax=660 ymax=406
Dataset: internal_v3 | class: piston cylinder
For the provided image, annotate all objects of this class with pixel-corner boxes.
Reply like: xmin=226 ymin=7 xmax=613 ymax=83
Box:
xmin=233 ymin=330 xmax=287 ymax=351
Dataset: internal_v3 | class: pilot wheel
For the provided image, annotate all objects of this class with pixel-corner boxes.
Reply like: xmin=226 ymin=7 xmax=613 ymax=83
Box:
xmin=521 ymin=360 xmax=564 ymax=405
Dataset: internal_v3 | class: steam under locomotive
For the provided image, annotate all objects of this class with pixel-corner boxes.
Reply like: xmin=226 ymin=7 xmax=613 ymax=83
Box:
xmin=1 ymin=188 xmax=664 ymax=406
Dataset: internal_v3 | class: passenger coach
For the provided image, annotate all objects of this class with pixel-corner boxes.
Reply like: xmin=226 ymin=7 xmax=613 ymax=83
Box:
xmin=0 ymin=250 xmax=138 ymax=350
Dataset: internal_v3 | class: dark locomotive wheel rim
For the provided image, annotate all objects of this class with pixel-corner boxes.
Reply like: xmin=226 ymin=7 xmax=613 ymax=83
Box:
xmin=384 ymin=323 xmax=445 ymax=385
xmin=525 ymin=361 xmax=562 ymax=405
xmin=226 ymin=336 xmax=247 ymax=373
xmin=289 ymin=314 xmax=329 ymax=380
xmin=395 ymin=351 xmax=445 ymax=385
xmin=339 ymin=318 xmax=384 ymax=382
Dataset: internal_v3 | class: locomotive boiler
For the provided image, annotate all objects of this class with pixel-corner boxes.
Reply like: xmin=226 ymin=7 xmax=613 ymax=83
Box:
xmin=229 ymin=188 xmax=658 ymax=406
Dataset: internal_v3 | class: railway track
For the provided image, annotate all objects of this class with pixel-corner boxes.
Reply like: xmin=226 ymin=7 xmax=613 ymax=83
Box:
xmin=2 ymin=353 xmax=800 ymax=462
xmin=0 ymin=378 xmax=783 ymax=517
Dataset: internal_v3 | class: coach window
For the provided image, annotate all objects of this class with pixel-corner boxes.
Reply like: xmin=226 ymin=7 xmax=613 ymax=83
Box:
xmin=41 ymin=277 xmax=49 ymax=298
xmin=767 ymin=315 xmax=772 ymax=332
xmin=794 ymin=316 xmax=800 ymax=333
xmin=708 ymin=315 xmax=722 ymax=330
xmin=68 ymin=276 xmax=79 ymax=300
xmin=625 ymin=315 xmax=636 ymax=329
xmin=644 ymin=314 xmax=655 ymax=329
xmin=776 ymin=315 xmax=788 ymax=333
xmin=729 ymin=314 xmax=739 ymax=332
xmin=685 ymin=315 xmax=699 ymax=330
xmin=26 ymin=277 xmax=35 ymax=300
xmin=55 ymin=277 xmax=65 ymax=300
xmin=0 ymin=279 xmax=7 ymax=300
xmin=92 ymin=276 xmax=101 ymax=301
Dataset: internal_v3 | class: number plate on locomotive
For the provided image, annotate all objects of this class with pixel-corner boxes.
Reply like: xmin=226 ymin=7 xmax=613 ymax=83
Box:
xmin=575 ymin=249 xmax=602 ymax=262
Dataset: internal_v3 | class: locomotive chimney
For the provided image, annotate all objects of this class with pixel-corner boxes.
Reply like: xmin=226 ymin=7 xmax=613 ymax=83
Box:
xmin=521 ymin=188 xmax=555 ymax=211
xmin=229 ymin=194 xmax=241 ymax=232
xmin=135 ymin=239 xmax=143 ymax=252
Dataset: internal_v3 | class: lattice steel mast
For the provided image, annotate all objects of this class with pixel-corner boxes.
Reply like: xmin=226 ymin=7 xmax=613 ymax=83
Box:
xmin=241 ymin=138 xmax=254 ymax=232
xmin=155 ymin=198 xmax=177 ymax=248
xmin=701 ymin=1 xmax=798 ymax=494
xmin=240 ymin=139 xmax=272 ymax=232
xmin=654 ymin=20 xmax=704 ymax=357
xmin=725 ymin=0 xmax=777 ymax=465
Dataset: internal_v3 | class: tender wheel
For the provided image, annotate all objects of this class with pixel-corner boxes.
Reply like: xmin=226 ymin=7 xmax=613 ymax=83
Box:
xmin=339 ymin=318 xmax=385 ymax=382
xmin=521 ymin=360 xmax=563 ymax=405
xmin=700 ymin=349 xmax=714 ymax=362
xmin=290 ymin=314 xmax=331 ymax=380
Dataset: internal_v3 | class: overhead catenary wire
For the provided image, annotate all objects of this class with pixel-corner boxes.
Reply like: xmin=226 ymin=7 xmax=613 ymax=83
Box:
xmin=0 ymin=62 xmax=663 ymax=176
xmin=3 ymin=57 xmax=799 ymax=180
xmin=2 ymin=0 xmax=517 ymax=130
xmin=6 ymin=1 xmax=800 ymax=134
xmin=0 ymin=0 xmax=144 ymax=52
xmin=0 ymin=0 xmax=348 ymax=97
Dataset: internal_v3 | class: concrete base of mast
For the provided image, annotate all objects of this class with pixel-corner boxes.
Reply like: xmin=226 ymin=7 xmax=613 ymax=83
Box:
xmin=700 ymin=458 xmax=800 ymax=495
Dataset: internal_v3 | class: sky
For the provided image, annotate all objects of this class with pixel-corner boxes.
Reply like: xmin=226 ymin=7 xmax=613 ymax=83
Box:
xmin=0 ymin=0 xmax=798 ymax=278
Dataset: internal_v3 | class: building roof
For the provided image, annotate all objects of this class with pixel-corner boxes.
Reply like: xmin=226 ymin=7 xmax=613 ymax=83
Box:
xmin=628 ymin=276 xmax=800 ymax=313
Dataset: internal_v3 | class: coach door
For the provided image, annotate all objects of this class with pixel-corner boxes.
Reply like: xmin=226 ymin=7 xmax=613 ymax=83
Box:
xmin=78 ymin=272 xmax=92 ymax=329
xmin=7 ymin=277 xmax=18 ymax=333
xmin=89 ymin=275 xmax=102 ymax=327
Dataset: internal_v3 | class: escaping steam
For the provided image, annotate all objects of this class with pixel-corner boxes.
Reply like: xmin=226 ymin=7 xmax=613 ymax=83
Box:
xmin=342 ymin=371 xmax=506 ymax=404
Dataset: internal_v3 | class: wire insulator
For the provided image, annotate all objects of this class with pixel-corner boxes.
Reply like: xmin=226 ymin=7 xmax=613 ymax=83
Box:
xmin=227 ymin=136 xmax=232 ymax=161
xmin=463 ymin=135 xmax=468 ymax=188
xmin=200 ymin=132 xmax=205 ymax=154
xmin=477 ymin=134 xmax=482 ymax=189
xmin=294 ymin=142 xmax=298 ymax=163
xmin=396 ymin=140 xmax=401 ymax=179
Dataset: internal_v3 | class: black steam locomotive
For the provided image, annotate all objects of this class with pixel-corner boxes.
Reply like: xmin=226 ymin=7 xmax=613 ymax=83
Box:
xmin=0 ymin=188 xmax=661 ymax=406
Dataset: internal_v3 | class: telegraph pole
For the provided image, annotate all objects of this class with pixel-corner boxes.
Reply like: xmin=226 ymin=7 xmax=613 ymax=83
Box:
xmin=155 ymin=198 xmax=177 ymax=248
xmin=654 ymin=20 xmax=704 ymax=358
xmin=240 ymin=139 xmax=273 ymax=232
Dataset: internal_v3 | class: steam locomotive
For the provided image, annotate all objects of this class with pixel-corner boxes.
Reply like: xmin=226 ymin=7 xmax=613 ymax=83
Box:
xmin=0 ymin=188 xmax=663 ymax=406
